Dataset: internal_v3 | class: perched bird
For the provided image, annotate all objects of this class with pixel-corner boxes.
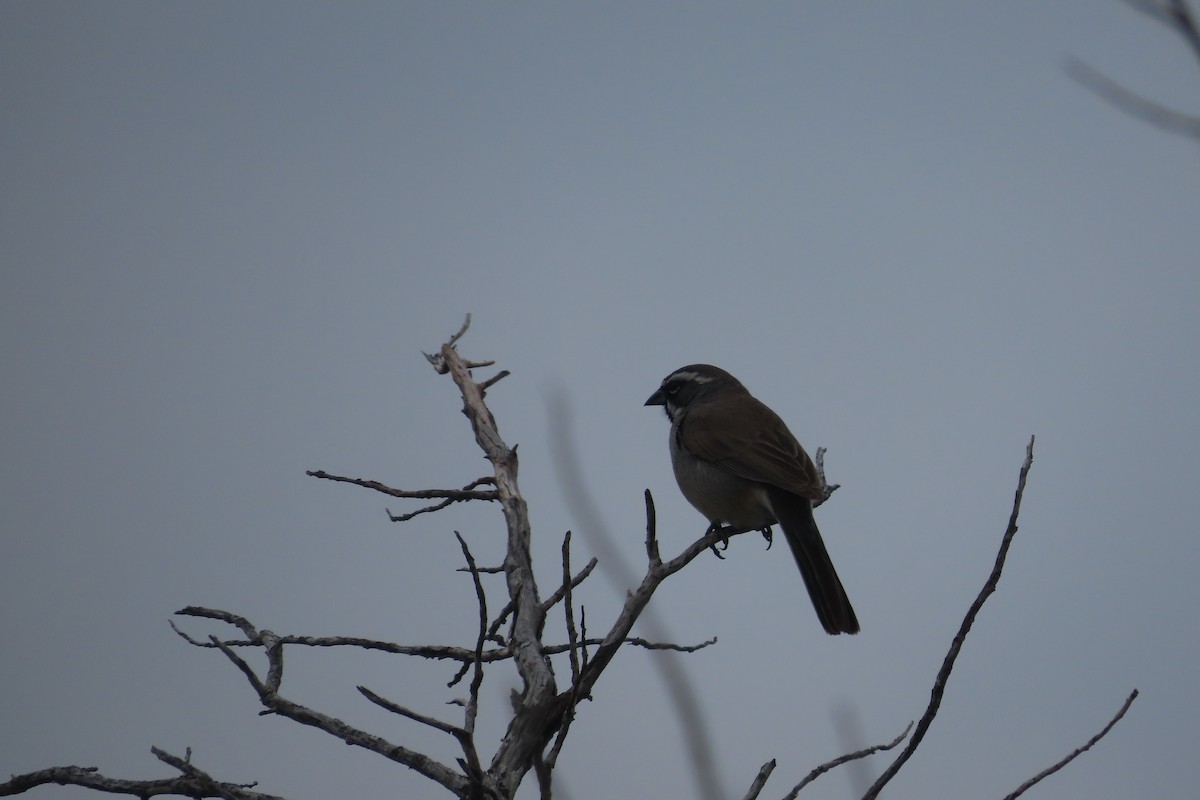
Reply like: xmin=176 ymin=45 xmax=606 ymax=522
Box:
xmin=646 ymin=364 xmax=859 ymax=635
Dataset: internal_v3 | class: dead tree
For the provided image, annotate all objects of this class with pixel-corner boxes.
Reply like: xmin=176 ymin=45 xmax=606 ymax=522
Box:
xmin=1 ymin=317 xmax=1136 ymax=799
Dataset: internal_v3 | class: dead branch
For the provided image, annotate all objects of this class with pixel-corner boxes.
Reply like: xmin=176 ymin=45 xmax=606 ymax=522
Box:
xmin=357 ymin=686 xmax=464 ymax=737
xmin=177 ymin=609 xmax=472 ymax=796
xmin=541 ymin=533 xmax=583 ymax=775
xmin=740 ymin=760 xmax=777 ymax=800
xmin=303 ymin=471 xmax=498 ymax=522
xmin=862 ymin=436 xmax=1038 ymax=799
xmin=1069 ymin=0 xmax=1200 ymax=139
xmin=1001 ymin=689 xmax=1139 ymax=800
xmin=454 ymin=531 xmax=489 ymax=784
xmin=783 ymin=722 xmax=911 ymax=799
xmin=1066 ymin=58 xmax=1200 ymax=138
xmin=1126 ymin=0 xmax=1200 ymax=65
xmin=0 ymin=748 xmax=284 ymax=799
xmin=484 ymin=555 xmax=599 ymax=642
xmin=564 ymin=491 xmax=756 ymax=704
xmin=811 ymin=446 xmax=840 ymax=507
xmin=172 ymin=607 xmax=710 ymax=667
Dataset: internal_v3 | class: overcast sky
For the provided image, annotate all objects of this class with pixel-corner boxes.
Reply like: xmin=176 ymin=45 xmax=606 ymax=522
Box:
xmin=3 ymin=3 xmax=1198 ymax=799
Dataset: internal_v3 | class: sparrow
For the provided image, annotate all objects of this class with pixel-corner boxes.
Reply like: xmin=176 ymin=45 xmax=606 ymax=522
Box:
xmin=646 ymin=364 xmax=859 ymax=635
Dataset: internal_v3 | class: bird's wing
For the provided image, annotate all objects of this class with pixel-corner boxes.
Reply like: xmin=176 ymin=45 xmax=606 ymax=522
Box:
xmin=678 ymin=394 xmax=825 ymax=502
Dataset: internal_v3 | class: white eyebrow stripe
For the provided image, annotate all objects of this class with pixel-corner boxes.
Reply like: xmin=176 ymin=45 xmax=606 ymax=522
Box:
xmin=670 ymin=371 xmax=713 ymax=384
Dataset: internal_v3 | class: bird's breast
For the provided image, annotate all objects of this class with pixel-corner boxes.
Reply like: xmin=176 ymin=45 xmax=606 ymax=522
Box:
xmin=668 ymin=425 xmax=775 ymax=529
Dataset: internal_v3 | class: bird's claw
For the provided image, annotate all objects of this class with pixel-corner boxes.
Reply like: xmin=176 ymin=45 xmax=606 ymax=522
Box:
xmin=706 ymin=524 xmax=733 ymax=559
xmin=760 ymin=527 xmax=773 ymax=549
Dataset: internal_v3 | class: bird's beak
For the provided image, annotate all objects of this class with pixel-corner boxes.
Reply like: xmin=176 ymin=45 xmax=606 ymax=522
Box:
xmin=645 ymin=388 xmax=665 ymax=406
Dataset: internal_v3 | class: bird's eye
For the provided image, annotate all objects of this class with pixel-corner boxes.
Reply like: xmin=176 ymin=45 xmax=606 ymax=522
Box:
xmin=666 ymin=383 xmax=680 ymax=395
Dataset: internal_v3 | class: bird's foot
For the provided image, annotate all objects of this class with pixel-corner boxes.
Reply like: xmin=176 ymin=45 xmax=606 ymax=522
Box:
xmin=706 ymin=524 xmax=733 ymax=559
xmin=760 ymin=527 xmax=773 ymax=549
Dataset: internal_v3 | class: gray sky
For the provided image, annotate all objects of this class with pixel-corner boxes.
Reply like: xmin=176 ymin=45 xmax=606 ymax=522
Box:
xmin=3 ymin=3 xmax=1198 ymax=799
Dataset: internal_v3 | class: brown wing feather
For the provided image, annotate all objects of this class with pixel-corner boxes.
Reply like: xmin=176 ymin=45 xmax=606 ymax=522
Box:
xmin=679 ymin=393 xmax=825 ymax=501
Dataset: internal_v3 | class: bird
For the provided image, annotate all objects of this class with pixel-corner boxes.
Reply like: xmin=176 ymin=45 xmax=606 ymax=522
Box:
xmin=645 ymin=364 xmax=859 ymax=635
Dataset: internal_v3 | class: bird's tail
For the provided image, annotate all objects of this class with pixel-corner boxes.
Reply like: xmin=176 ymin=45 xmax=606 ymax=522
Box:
xmin=767 ymin=487 xmax=860 ymax=635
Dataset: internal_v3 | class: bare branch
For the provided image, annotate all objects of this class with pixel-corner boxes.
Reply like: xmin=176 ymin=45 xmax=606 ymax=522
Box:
xmin=173 ymin=619 xmax=487 ymax=662
xmin=423 ymin=314 xmax=473 ymax=373
xmin=1159 ymin=0 xmax=1200 ymax=65
xmin=208 ymin=635 xmax=270 ymax=696
xmin=303 ymin=471 xmax=498 ymax=522
xmin=174 ymin=610 xmax=709 ymax=670
xmin=621 ymin=636 xmax=717 ymax=652
xmin=446 ymin=314 xmax=472 ymax=347
xmin=1001 ymin=690 xmax=1139 ymax=800
xmin=811 ymin=447 xmax=840 ymax=508
xmin=482 ymin=555 xmax=597 ymax=652
xmin=1070 ymin=0 xmax=1200 ymax=139
xmin=739 ymin=760 xmax=776 ymax=800
xmin=644 ymin=489 xmax=661 ymax=565
xmin=453 ymin=531 xmax=489 ymax=787
xmin=479 ymin=370 xmax=511 ymax=392
xmin=862 ymin=436 xmax=1036 ymax=800
xmin=570 ymin=502 xmax=751 ymax=703
xmin=560 ymin=532 xmax=582 ymax=687
xmin=176 ymin=606 xmax=259 ymax=638
xmin=175 ymin=608 xmax=470 ymax=795
xmin=0 ymin=751 xmax=285 ymax=800
xmin=459 ymin=563 xmax=506 ymax=574
xmin=357 ymin=685 xmax=463 ymax=737
xmin=783 ymin=722 xmax=911 ymax=799
xmin=543 ymin=533 xmax=583 ymax=772
xmin=1066 ymin=58 xmax=1200 ymax=138
xmin=1123 ymin=0 xmax=1184 ymax=30
xmin=541 ymin=556 xmax=599 ymax=615
xmin=149 ymin=748 xmax=277 ymax=800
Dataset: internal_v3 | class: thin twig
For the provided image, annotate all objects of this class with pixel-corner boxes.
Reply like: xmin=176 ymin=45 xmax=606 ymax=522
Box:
xmin=644 ymin=489 xmax=661 ymax=565
xmin=176 ymin=619 xmax=710 ymax=659
xmin=862 ymin=436 xmax=1036 ymax=800
xmin=1001 ymin=690 xmax=1139 ymax=800
xmin=544 ymin=532 xmax=585 ymax=771
xmin=812 ymin=447 xmax=840 ymax=508
xmin=740 ymin=760 xmax=776 ymax=800
xmin=448 ymin=313 xmax=472 ymax=347
xmin=479 ymin=370 xmax=511 ymax=391
xmin=453 ymin=531 xmax=488 ymax=787
xmin=784 ymin=722 xmax=912 ymax=799
xmin=304 ymin=472 xmax=498 ymax=522
xmin=1066 ymin=58 xmax=1200 ymax=138
xmin=485 ymin=556 xmax=599 ymax=641
xmin=561 ymin=532 xmax=582 ymax=686
xmin=571 ymin=495 xmax=754 ymax=703
xmin=1068 ymin=0 xmax=1200 ymax=140
xmin=423 ymin=314 xmax=472 ymax=372
xmin=542 ymin=557 xmax=598 ymax=613
xmin=357 ymin=685 xmax=463 ymax=737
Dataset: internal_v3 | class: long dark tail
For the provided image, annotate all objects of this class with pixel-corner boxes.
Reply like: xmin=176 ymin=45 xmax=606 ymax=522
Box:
xmin=767 ymin=487 xmax=860 ymax=635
